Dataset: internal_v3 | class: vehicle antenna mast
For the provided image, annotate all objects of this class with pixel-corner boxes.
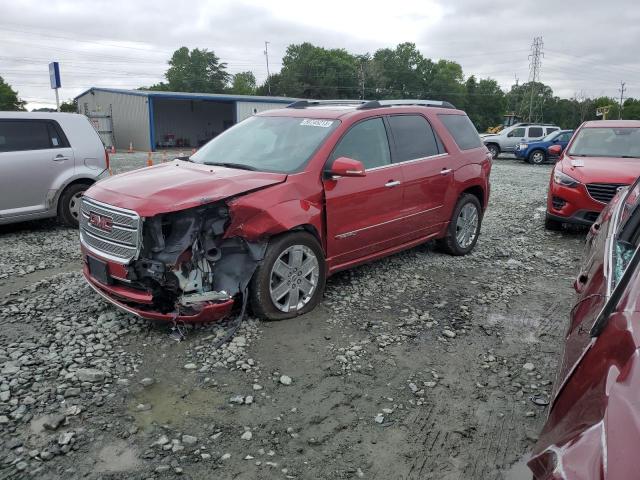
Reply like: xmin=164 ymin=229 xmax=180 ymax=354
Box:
xmin=527 ymin=36 xmax=544 ymax=122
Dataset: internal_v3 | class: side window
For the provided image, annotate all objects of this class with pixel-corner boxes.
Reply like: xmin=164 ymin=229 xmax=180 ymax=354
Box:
xmin=546 ymin=127 xmax=559 ymax=135
xmin=388 ymin=115 xmax=439 ymax=162
xmin=46 ymin=122 xmax=69 ymax=148
xmin=528 ymin=127 xmax=544 ymax=138
xmin=331 ymin=118 xmax=390 ymax=170
xmin=507 ymin=127 xmax=526 ymax=138
xmin=437 ymin=114 xmax=483 ymax=150
xmin=0 ymin=121 xmax=51 ymax=153
xmin=559 ymin=132 xmax=572 ymax=142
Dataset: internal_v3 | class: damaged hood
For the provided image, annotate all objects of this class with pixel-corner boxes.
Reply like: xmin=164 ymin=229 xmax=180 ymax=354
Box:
xmin=86 ymin=161 xmax=287 ymax=216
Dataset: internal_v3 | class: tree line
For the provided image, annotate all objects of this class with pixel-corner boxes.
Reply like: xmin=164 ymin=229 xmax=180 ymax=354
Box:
xmin=2 ymin=42 xmax=639 ymax=131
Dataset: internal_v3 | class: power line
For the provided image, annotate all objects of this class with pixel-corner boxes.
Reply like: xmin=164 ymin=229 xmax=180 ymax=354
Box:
xmin=527 ymin=36 xmax=544 ymax=122
xmin=619 ymin=81 xmax=626 ymax=119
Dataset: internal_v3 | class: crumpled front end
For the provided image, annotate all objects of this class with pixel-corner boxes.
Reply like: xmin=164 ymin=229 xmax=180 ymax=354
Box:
xmin=80 ymin=196 xmax=265 ymax=323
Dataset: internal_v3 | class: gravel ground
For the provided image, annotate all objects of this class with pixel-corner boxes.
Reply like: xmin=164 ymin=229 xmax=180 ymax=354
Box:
xmin=0 ymin=154 xmax=585 ymax=480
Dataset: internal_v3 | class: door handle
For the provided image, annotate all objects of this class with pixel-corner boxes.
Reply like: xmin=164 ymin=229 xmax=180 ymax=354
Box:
xmin=385 ymin=180 xmax=401 ymax=187
xmin=53 ymin=155 xmax=69 ymax=161
xmin=440 ymin=168 xmax=453 ymax=175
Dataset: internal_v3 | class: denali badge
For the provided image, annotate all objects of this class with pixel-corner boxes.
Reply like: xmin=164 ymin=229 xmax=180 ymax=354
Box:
xmin=89 ymin=212 xmax=113 ymax=232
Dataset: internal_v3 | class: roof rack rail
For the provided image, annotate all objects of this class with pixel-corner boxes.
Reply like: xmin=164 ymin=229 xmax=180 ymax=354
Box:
xmin=357 ymin=99 xmax=456 ymax=110
xmin=287 ymin=100 xmax=366 ymax=109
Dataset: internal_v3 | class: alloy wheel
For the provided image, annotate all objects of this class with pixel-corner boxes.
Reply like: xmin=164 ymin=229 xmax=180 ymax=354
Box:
xmin=531 ymin=151 xmax=545 ymax=164
xmin=269 ymin=244 xmax=320 ymax=313
xmin=455 ymin=203 xmax=479 ymax=249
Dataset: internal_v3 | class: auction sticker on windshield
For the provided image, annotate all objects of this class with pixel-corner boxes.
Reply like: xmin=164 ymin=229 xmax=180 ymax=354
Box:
xmin=300 ymin=119 xmax=333 ymax=127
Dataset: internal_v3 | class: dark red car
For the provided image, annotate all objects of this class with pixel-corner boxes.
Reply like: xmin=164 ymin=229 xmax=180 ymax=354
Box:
xmin=530 ymin=177 xmax=640 ymax=479
xmin=545 ymin=120 xmax=640 ymax=230
xmin=80 ymin=100 xmax=491 ymax=323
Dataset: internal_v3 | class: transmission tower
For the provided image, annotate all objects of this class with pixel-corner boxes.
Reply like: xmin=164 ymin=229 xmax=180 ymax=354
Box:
xmin=619 ymin=81 xmax=626 ymax=119
xmin=527 ymin=37 xmax=544 ymax=122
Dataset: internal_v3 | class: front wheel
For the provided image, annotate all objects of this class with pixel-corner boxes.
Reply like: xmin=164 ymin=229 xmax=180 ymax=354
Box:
xmin=250 ymin=231 xmax=326 ymax=320
xmin=58 ymin=183 xmax=89 ymax=227
xmin=486 ymin=144 xmax=499 ymax=159
xmin=528 ymin=150 xmax=547 ymax=165
xmin=438 ymin=194 xmax=483 ymax=256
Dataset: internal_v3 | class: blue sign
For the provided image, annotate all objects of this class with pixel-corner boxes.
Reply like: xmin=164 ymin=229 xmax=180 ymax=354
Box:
xmin=49 ymin=62 xmax=61 ymax=89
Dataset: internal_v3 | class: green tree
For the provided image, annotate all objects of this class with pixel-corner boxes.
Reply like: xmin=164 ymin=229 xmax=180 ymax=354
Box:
xmin=230 ymin=71 xmax=257 ymax=95
xmin=367 ymin=42 xmax=432 ymax=99
xmin=59 ymin=99 xmax=77 ymax=113
xmin=257 ymin=43 xmax=359 ymax=98
xmin=0 ymin=76 xmax=26 ymax=110
xmin=150 ymin=47 xmax=230 ymax=93
xmin=464 ymin=76 xmax=506 ymax=131
xmin=623 ymin=98 xmax=640 ymax=120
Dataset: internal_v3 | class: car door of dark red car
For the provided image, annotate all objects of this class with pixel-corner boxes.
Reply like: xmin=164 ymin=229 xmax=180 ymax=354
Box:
xmin=323 ymin=117 xmax=408 ymax=268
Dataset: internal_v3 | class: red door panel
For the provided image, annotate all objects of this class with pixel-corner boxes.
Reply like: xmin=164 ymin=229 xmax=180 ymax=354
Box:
xmin=324 ymin=166 xmax=405 ymax=266
xmin=400 ymin=154 xmax=453 ymax=236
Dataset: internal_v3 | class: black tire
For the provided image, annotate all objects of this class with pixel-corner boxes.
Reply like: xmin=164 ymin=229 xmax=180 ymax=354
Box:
xmin=486 ymin=144 xmax=500 ymax=159
xmin=544 ymin=215 xmax=563 ymax=231
xmin=528 ymin=149 xmax=547 ymax=165
xmin=58 ymin=183 xmax=89 ymax=227
xmin=438 ymin=194 xmax=483 ymax=256
xmin=250 ymin=231 xmax=326 ymax=320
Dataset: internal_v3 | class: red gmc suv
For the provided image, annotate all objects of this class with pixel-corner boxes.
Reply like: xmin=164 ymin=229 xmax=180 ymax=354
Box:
xmin=80 ymin=99 xmax=492 ymax=323
xmin=545 ymin=120 xmax=640 ymax=230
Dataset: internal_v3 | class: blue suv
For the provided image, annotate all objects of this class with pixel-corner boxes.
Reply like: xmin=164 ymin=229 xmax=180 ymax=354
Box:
xmin=514 ymin=129 xmax=574 ymax=164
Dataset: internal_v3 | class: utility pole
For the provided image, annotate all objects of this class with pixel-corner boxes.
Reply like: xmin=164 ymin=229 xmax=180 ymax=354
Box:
xmin=359 ymin=63 xmax=365 ymax=100
xmin=264 ymin=41 xmax=271 ymax=95
xmin=619 ymin=81 xmax=626 ymax=119
xmin=527 ymin=37 xmax=544 ymax=122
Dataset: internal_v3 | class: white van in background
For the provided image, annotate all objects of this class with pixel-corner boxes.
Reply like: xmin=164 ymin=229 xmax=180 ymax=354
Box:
xmin=0 ymin=112 xmax=109 ymax=227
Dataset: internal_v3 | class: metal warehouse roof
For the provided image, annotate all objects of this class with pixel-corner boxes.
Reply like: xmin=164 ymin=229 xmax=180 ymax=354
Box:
xmin=75 ymin=87 xmax=297 ymax=104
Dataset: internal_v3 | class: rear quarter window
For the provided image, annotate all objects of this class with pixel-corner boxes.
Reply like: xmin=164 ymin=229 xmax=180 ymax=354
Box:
xmin=437 ymin=114 xmax=482 ymax=150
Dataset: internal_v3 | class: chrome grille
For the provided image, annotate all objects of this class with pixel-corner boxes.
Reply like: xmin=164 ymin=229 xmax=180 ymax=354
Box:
xmin=586 ymin=183 xmax=627 ymax=204
xmin=80 ymin=197 xmax=141 ymax=263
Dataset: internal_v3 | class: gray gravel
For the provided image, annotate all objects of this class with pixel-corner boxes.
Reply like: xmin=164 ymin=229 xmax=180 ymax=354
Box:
xmin=0 ymin=155 xmax=585 ymax=479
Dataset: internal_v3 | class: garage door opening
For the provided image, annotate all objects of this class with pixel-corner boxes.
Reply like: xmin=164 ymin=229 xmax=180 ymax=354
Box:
xmin=151 ymin=98 xmax=235 ymax=150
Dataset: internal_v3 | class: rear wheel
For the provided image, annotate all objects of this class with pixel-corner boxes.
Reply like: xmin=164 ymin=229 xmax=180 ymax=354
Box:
xmin=486 ymin=144 xmax=500 ymax=159
xmin=528 ymin=149 xmax=546 ymax=165
xmin=58 ymin=183 xmax=89 ymax=227
xmin=250 ymin=231 xmax=326 ymax=320
xmin=438 ymin=194 xmax=482 ymax=256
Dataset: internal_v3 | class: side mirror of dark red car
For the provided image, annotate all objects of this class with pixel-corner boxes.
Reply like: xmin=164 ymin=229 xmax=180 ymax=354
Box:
xmin=328 ymin=157 xmax=366 ymax=177
xmin=548 ymin=144 xmax=563 ymax=156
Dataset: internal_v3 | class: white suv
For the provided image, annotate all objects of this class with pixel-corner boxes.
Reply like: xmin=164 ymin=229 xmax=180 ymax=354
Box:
xmin=482 ymin=123 xmax=560 ymax=159
xmin=0 ymin=112 xmax=109 ymax=227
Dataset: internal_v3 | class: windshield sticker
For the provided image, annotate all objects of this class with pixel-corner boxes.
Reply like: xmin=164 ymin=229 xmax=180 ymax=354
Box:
xmin=300 ymin=119 xmax=333 ymax=128
xmin=571 ymin=159 xmax=585 ymax=167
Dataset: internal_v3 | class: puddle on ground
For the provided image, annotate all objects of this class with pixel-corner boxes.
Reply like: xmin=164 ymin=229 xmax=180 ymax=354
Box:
xmin=129 ymin=381 xmax=225 ymax=429
xmin=487 ymin=313 xmax=541 ymax=344
xmin=501 ymin=455 xmax=531 ymax=480
xmin=95 ymin=440 xmax=140 ymax=472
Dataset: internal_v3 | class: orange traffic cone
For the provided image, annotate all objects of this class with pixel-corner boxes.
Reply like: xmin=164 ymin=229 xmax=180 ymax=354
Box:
xmin=128 ymin=141 xmax=133 ymax=153
xmin=191 ymin=148 xmax=197 ymax=155
xmin=147 ymin=152 xmax=153 ymax=167
xmin=110 ymin=145 xmax=116 ymax=154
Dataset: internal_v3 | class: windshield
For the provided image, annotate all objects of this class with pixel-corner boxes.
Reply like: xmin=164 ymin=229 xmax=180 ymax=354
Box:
xmin=542 ymin=131 xmax=559 ymax=142
xmin=190 ymin=116 xmax=340 ymax=173
xmin=568 ymin=127 xmax=640 ymax=158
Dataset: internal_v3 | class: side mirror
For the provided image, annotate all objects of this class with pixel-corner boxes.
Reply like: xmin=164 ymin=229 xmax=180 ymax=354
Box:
xmin=328 ymin=157 xmax=366 ymax=177
xmin=548 ymin=145 xmax=562 ymax=156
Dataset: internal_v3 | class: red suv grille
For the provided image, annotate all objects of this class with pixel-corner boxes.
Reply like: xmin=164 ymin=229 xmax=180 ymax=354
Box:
xmin=586 ymin=183 xmax=627 ymax=204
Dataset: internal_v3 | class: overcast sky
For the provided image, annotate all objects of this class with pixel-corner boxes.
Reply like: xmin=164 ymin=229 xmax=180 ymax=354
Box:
xmin=2 ymin=0 xmax=639 ymax=110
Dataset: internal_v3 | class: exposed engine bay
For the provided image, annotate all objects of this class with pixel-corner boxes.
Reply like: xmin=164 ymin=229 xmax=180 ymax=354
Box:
xmin=126 ymin=202 xmax=265 ymax=315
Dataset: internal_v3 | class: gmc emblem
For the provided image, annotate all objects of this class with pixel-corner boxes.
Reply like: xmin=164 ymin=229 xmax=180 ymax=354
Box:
xmin=89 ymin=212 xmax=113 ymax=232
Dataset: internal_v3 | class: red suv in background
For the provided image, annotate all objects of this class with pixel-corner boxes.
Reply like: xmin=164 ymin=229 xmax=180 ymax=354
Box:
xmin=545 ymin=120 xmax=640 ymax=230
xmin=80 ymin=99 xmax=491 ymax=323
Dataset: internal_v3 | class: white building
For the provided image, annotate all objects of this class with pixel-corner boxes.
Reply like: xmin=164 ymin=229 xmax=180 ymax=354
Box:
xmin=74 ymin=88 xmax=296 ymax=151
